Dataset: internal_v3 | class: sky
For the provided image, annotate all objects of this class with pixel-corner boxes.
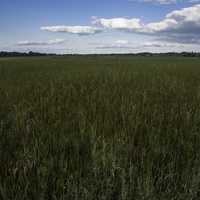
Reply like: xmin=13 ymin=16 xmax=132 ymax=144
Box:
xmin=1 ymin=0 xmax=200 ymax=54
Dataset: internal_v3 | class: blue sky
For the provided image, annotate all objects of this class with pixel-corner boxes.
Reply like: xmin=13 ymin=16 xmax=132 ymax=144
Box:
xmin=1 ymin=0 xmax=200 ymax=53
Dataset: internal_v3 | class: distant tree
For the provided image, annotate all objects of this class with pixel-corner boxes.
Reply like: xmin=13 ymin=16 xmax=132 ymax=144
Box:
xmin=0 ymin=51 xmax=200 ymax=58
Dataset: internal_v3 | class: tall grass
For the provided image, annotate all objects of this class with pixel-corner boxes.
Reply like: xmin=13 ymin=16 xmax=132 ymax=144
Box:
xmin=1 ymin=56 xmax=200 ymax=199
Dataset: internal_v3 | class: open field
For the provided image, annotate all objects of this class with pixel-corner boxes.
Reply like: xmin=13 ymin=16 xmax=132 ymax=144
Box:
xmin=1 ymin=56 xmax=200 ymax=199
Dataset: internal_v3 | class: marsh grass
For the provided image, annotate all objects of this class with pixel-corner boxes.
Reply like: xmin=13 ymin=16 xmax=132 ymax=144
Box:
xmin=1 ymin=56 xmax=200 ymax=199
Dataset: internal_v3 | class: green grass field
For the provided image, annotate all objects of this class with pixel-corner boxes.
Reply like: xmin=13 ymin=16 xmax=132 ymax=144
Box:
xmin=1 ymin=56 xmax=200 ymax=199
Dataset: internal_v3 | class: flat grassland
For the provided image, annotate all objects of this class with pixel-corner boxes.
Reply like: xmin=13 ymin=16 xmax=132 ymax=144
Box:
xmin=1 ymin=56 xmax=200 ymax=199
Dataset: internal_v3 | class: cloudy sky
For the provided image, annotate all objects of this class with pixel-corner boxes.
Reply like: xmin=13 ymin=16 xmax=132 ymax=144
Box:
xmin=1 ymin=0 xmax=200 ymax=54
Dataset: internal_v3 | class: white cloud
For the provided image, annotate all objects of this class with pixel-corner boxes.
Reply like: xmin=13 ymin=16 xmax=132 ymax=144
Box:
xmin=143 ymin=4 xmax=200 ymax=43
xmin=156 ymin=0 xmax=177 ymax=4
xmin=96 ymin=44 xmax=132 ymax=49
xmin=39 ymin=4 xmax=200 ymax=45
xmin=138 ymin=0 xmax=177 ymax=4
xmin=41 ymin=26 xmax=102 ymax=35
xmin=93 ymin=4 xmax=200 ymax=44
xmin=17 ymin=39 xmax=65 ymax=46
xmin=94 ymin=4 xmax=200 ymax=34
xmin=95 ymin=40 xmax=131 ymax=49
xmin=129 ymin=0 xmax=200 ymax=5
xmin=95 ymin=40 xmax=184 ymax=50
xmin=146 ymin=4 xmax=200 ymax=33
xmin=115 ymin=40 xmax=129 ymax=44
xmin=189 ymin=0 xmax=200 ymax=3
xmin=92 ymin=18 xmax=142 ymax=31
xmin=141 ymin=41 xmax=184 ymax=48
xmin=145 ymin=19 xmax=178 ymax=33
xmin=47 ymin=39 xmax=66 ymax=44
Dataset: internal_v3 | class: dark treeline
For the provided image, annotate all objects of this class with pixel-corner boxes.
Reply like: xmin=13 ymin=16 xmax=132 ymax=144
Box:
xmin=1 ymin=51 xmax=200 ymax=57
xmin=0 ymin=51 xmax=57 ymax=57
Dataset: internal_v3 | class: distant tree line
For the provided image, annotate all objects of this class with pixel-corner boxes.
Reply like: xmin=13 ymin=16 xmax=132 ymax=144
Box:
xmin=0 ymin=51 xmax=57 ymax=57
xmin=0 ymin=51 xmax=200 ymax=57
xmin=86 ymin=52 xmax=200 ymax=57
